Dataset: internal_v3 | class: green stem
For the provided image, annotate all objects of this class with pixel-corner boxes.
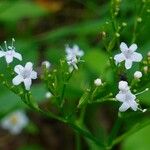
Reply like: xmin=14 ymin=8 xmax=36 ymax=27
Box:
xmin=107 ymin=117 xmax=122 ymax=149
xmin=60 ymin=70 xmax=74 ymax=107
xmin=76 ymin=133 xmax=81 ymax=150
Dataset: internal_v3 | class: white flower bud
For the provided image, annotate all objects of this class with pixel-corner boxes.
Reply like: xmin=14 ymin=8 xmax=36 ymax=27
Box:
xmin=45 ymin=92 xmax=52 ymax=99
xmin=118 ymin=81 xmax=129 ymax=91
xmin=94 ymin=78 xmax=102 ymax=86
xmin=42 ymin=61 xmax=51 ymax=69
xmin=134 ymin=71 xmax=142 ymax=79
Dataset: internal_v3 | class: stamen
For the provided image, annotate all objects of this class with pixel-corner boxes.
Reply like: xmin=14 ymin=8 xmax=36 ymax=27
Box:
xmin=12 ymin=38 xmax=15 ymax=47
xmin=4 ymin=41 xmax=8 ymax=50
xmin=135 ymin=88 xmax=149 ymax=96
xmin=138 ymin=108 xmax=147 ymax=113
xmin=0 ymin=46 xmax=4 ymax=51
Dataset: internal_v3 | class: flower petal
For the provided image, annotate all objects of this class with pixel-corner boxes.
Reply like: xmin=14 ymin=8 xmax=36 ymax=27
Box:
xmin=119 ymin=102 xmax=130 ymax=112
xmin=131 ymin=52 xmax=143 ymax=62
xmin=14 ymin=65 xmax=24 ymax=74
xmin=24 ymin=78 xmax=32 ymax=90
xmin=30 ymin=71 xmax=37 ymax=79
xmin=12 ymin=75 xmax=23 ymax=85
xmin=129 ymin=43 xmax=137 ymax=52
xmin=129 ymin=100 xmax=138 ymax=111
xmin=5 ymin=55 xmax=13 ymax=64
xmin=13 ymin=52 xmax=22 ymax=61
xmin=116 ymin=93 xmax=126 ymax=102
xmin=25 ymin=62 xmax=33 ymax=70
xmin=125 ymin=59 xmax=133 ymax=69
xmin=120 ymin=42 xmax=128 ymax=52
xmin=0 ymin=51 xmax=5 ymax=57
xmin=114 ymin=53 xmax=125 ymax=63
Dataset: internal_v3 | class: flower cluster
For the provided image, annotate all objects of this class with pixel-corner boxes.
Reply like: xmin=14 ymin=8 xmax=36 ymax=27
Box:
xmin=114 ymin=42 xmax=148 ymax=112
xmin=65 ymin=44 xmax=84 ymax=71
xmin=0 ymin=39 xmax=37 ymax=90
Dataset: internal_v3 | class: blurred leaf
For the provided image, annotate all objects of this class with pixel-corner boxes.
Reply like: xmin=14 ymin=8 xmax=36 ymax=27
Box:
xmin=122 ymin=124 xmax=150 ymax=150
xmin=84 ymin=49 xmax=108 ymax=74
xmin=0 ymin=1 xmax=47 ymax=22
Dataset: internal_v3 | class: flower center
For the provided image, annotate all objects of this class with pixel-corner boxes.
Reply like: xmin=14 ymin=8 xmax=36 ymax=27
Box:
xmin=6 ymin=50 xmax=13 ymax=56
xmin=22 ymin=69 xmax=31 ymax=79
xmin=124 ymin=49 xmax=133 ymax=59
xmin=10 ymin=115 xmax=18 ymax=125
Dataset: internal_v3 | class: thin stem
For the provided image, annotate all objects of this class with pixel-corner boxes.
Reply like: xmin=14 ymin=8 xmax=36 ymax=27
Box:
xmin=60 ymin=70 xmax=74 ymax=107
xmin=107 ymin=117 xmax=122 ymax=149
xmin=76 ymin=133 xmax=81 ymax=150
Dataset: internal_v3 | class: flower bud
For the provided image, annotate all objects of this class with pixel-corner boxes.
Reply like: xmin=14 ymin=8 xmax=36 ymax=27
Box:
xmin=42 ymin=61 xmax=51 ymax=69
xmin=94 ymin=78 xmax=102 ymax=86
xmin=45 ymin=92 xmax=52 ymax=99
xmin=134 ymin=71 xmax=142 ymax=79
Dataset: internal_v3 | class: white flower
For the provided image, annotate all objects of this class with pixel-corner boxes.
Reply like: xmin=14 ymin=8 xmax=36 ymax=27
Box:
xmin=42 ymin=61 xmax=51 ymax=69
xmin=45 ymin=92 xmax=52 ymax=99
xmin=66 ymin=44 xmax=84 ymax=58
xmin=114 ymin=42 xmax=143 ymax=69
xmin=1 ymin=110 xmax=29 ymax=135
xmin=12 ymin=62 xmax=37 ymax=90
xmin=0 ymin=38 xmax=22 ymax=64
xmin=65 ymin=44 xmax=84 ymax=70
xmin=134 ymin=71 xmax=142 ymax=79
xmin=94 ymin=78 xmax=102 ymax=86
xmin=116 ymin=81 xmax=138 ymax=112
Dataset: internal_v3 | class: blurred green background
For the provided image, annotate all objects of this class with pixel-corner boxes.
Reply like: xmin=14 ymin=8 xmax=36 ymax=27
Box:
xmin=0 ymin=0 xmax=149 ymax=150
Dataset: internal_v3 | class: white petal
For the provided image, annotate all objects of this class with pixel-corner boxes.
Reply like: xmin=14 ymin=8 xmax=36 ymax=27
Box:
xmin=129 ymin=100 xmax=138 ymax=111
xmin=119 ymin=102 xmax=130 ymax=112
xmin=12 ymin=75 xmax=23 ymax=85
xmin=10 ymin=126 xmax=22 ymax=135
xmin=25 ymin=62 xmax=33 ymax=70
xmin=69 ymin=66 xmax=74 ymax=72
xmin=78 ymin=50 xmax=84 ymax=57
xmin=0 ymin=51 xmax=5 ymax=57
xmin=125 ymin=59 xmax=133 ymax=69
xmin=116 ymin=93 xmax=126 ymax=102
xmin=131 ymin=52 xmax=143 ymax=62
xmin=120 ymin=42 xmax=128 ymax=52
xmin=114 ymin=53 xmax=125 ymax=63
xmin=24 ymin=78 xmax=32 ymax=90
xmin=13 ymin=52 xmax=22 ymax=61
xmin=30 ymin=71 xmax=37 ymax=79
xmin=14 ymin=65 xmax=24 ymax=74
xmin=129 ymin=44 xmax=137 ymax=52
xmin=5 ymin=55 xmax=13 ymax=64
xmin=73 ymin=63 xmax=78 ymax=70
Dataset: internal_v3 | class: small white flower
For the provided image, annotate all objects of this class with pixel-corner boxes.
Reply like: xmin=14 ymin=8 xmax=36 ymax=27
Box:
xmin=0 ymin=38 xmax=22 ymax=64
xmin=42 ymin=61 xmax=51 ymax=69
xmin=45 ymin=92 xmax=52 ymax=99
xmin=1 ymin=110 xmax=29 ymax=135
xmin=134 ymin=71 xmax=142 ymax=79
xmin=65 ymin=44 xmax=84 ymax=70
xmin=116 ymin=81 xmax=138 ymax=112
xmin=12 ymin=62 xmax=37 ymax=90
xmin=94 ymin=78 xmax=102 ymax=86
xmin=66 ymin=44 xmax=84 ymax=58
xmin=114 ymin=42 xmax=142 ymax=69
